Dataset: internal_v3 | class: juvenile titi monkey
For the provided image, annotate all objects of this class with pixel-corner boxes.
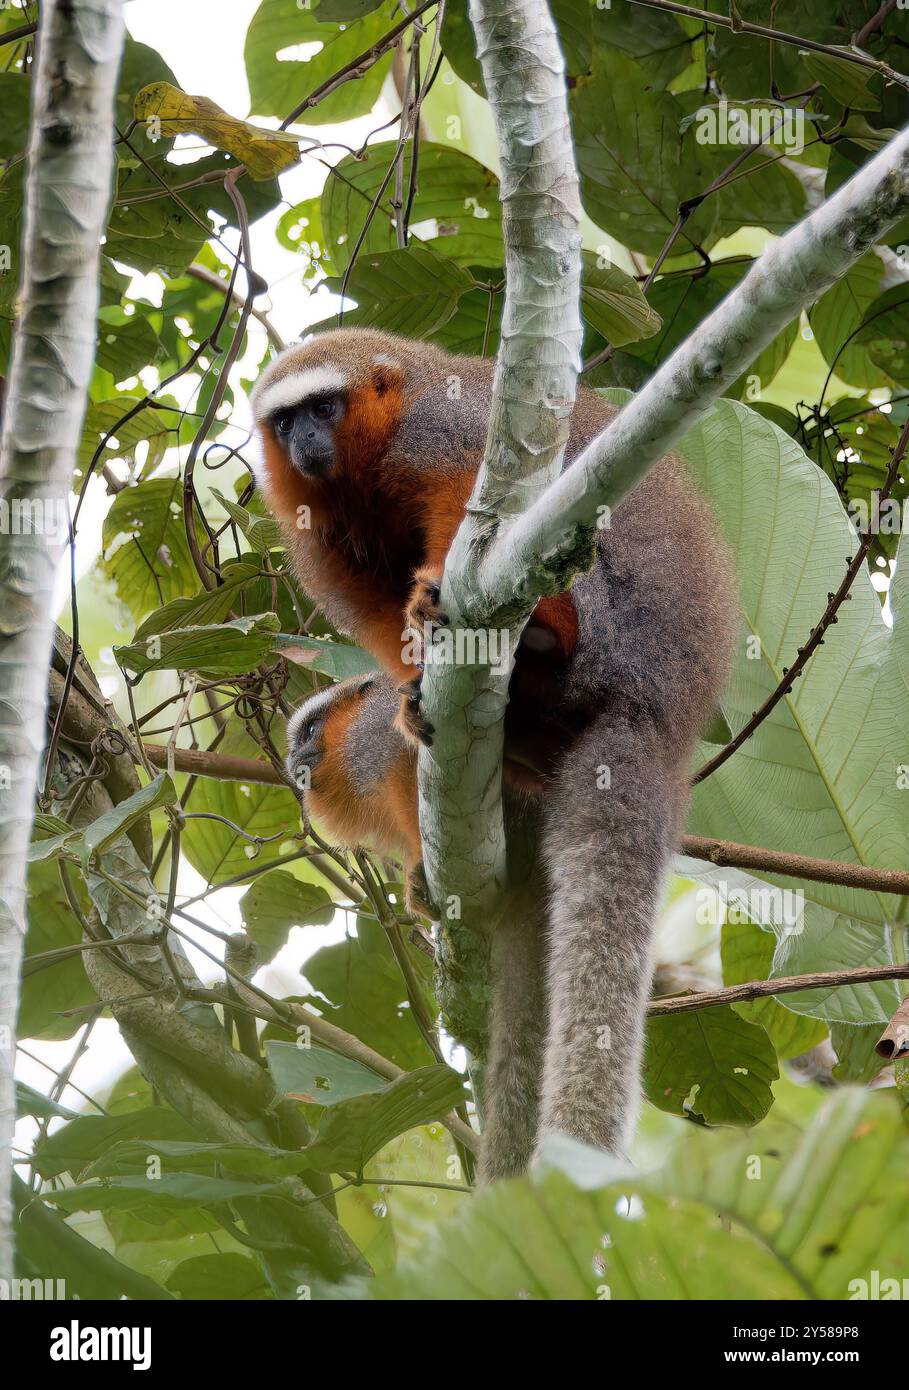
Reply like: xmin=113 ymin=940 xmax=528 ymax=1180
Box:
xmin=253 ymin=328 xmax=738 ymax=1179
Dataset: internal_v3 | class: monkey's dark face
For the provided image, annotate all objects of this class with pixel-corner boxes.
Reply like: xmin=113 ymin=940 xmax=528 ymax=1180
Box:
xmin=270 ymin=392 xmax=346 ymax=478
xmin=285 ymin=700 xmax=330 ymax=791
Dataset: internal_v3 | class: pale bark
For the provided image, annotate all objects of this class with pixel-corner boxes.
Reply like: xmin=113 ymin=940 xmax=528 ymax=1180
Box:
xmin=419 ymin=0 xmax=909 ymax=1056
xmin=418 ymin=0 xmax=582 ymax=1052
xmin=0 ymin=0 xmax=125 ymax=1279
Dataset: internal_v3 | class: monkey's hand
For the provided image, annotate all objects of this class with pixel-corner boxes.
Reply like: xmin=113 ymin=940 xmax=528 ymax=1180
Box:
xmin=398 ymin=676 xmax=434 ymax=747
xmin=406 ymin=568 xmax=448 ymax=635
xmin=399 ymin=568 xmax=447 ymax=746
xmin=405 ymin=859 xmax=436 ymax=919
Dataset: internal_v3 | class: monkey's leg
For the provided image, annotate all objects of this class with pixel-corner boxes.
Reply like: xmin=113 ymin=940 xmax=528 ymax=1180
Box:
xmin=535 ymin=710 xmax=680 ymax=1160
xmin=479 ymin=871 xmax=548 ymax=1183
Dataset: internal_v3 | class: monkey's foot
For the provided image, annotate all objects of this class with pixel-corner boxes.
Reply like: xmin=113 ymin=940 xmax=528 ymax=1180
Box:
xmin=398 ymin=677 xmax=434 ymax=746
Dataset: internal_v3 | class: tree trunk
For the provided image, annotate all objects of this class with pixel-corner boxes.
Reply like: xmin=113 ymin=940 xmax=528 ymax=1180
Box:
xmin=0 ymin=0 xmax=125 ymax=1281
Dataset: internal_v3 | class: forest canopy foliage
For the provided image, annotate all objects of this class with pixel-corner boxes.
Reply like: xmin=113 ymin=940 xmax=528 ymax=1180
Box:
xmin=6 ymin=0 xmax=909 ymax=1301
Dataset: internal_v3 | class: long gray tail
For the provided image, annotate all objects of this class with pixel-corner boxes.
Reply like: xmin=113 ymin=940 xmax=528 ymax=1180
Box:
xmin=535 ymin=708 xmax=684 ymax=1159
xmin=478 ymin=872 xmax=548 ymax=1183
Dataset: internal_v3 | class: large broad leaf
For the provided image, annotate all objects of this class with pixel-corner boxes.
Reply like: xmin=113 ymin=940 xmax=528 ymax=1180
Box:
xmin=46 ymin=1174 xmax=285 ymax=1218
xmin=580 ymin=251 xmax=661 ymax=349
xmin=245 ymin=0 xmax=396 ymax=124
xmin=321 ymin=246 xmax=474 ymax=338
xmin=344 ymin=1089 xmax=909 ymax=1299
xmin=78 ymin=397 xmax=174 ymax=479
xmin=16 ymin=1084 xmax=80 ymax=1123
xmin=809 ymin=251 xmax=886 ymax=389
xmin=299 ymin=1065 xmax=466 ymax=1173
xmin=0 ymin=73 xmax=31 ymax=158
xmin=584 ymin=0 xmax=690 ymax=90
xmin=321 ymin=142 xmax=503 ymax=271
xmin=114 ymin=614 xmax=281 ymax=677
xmin=106 ymin=152 xmax=281 ymax=276
xmin=240 ymin=869 xmax=335 ymax=962
xmin=95 ymin=309 xmax=160 ymax=382
xmin=132 ymin=563 xmax=262 ymax=640
xmin=721 ymin=917 xmax=827 ymax=1060
xmin=102 ymin=475 xmax=204 ymax=622
xmin=644 ymin=1005 xmax=778 ymax=1125
xmin=17 ymin=861 xmax=95 ymax=1042
xmin=179 ymin=726 xmax=301 ymax=886
xmin=266 ymin=1039 xmax=387 ymax=1106
xmin=78 ymin=773 xmax=176 ymax=868
xmin=33 ymin=1108 xmax=200 ymax=1181
xmin=300 ymin=917 xmax=436 ymax=1071
xmin=672 ymin=400 xmax=909 ymax=1025
xmin=166 ymin=1253 xmax=268 ymax=1300
xmin=571 ymin=48 xmax=717 ymax=257
xmin=277 ymin=633 xmax=378 ymax=681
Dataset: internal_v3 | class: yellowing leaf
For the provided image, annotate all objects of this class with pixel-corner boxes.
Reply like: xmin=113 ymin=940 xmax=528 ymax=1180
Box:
xmin=134 ymin=81 xmax=301 ymax=180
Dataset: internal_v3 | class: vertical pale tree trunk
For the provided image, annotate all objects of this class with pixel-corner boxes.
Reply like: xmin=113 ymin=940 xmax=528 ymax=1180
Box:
xmin=0 ymin=0 xmax=125 ymax=1280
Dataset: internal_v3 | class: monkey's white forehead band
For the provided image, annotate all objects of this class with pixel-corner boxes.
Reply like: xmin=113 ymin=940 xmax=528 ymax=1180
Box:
xmin=253 ymin=366 xmax=348 ymax=424
xmin=285 ymin=684 xmax=340 ymax=741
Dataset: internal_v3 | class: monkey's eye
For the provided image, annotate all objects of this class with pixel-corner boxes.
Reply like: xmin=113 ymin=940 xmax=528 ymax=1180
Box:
xmin=311 ymin=398 xmax=336 ymax=421
xmin=305 ymin=721 xmax=317 ymax=741
xmin=273 ymin=409 xmax=295 ymax=436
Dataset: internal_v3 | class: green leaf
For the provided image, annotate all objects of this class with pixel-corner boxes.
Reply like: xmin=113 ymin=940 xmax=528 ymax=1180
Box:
xmin=321 ymin=245 xmax=474 ymax=337
xmin=809 ymin=251 xmax=885 ymax=389
xmin=804 ymin=51 xmax=880 ymax=112
xmin=245 ymin=0 xmax=396 ymax=124
xmin=17 ymin=861 xmax=96 ymax=1042
xmin=300 ymin=917 xmax=436 ymax=1071
xmin=586 ymin=0 xmax=690 ymax=89
xmin=266 ymin=1040 xmax=387 ymax=1106
xmin=349 ymin=1089 xmax=909 ymax=1299
xmin=16 ymin=1083 xmax=80 ymax=1123
xmin=830 ymin=1022 xmax=888 ymax=1084
xmin=12 ymin=1176 xmax=171 ymax=1300
xmin=210 ymin=489 xmax=283 ymax=555
xmin=321 ymin=142 xmax=503 ymax=271
xmin=46 ymin=1174 xmax=286 ymax=1217
xmin=34 ymin=1108 xmax=201 ymax=1180
xmin=853 ymin=284 xmax=909 ymax=385
xmin=240 ymin=869 xmax=334 ymax=962
xmin=78 ymin=773 xmax=177 ymax=869
xmin=84 ymin=1139 xmax=312 ymax=1180
xmin=166 ymin=1253 xmax=269 ymax=1300
xmin=571 ymin=48 xmax=716 ymax=257
xmin=114 ymin=614 xmax=281 ymax=677
xmin=132 ymin=563 xmax=262 ymax=641
xmin=300 ymin=1065 xmax=466 ymax=1172
xmin=675 ymin=401 xmax=908 ymax=1025
xmin=721 ymin=917 xmax=827 ymax=1060
xmin=275 ymin=633 xmax=378 ymax=681
xmin=95 ymin=310 xmax=160 ymax=382
xmin=0 ymin=74 xmax=31 ymax=158
xmin=78 ymin=397 xmax=174 ymax=479
xmin=102 ymin=475 xmax=204 ymax=622
xmin=580 ymin=251 xmax=661 ymax=348
xmin=644 ymin=1006 xmax=778 ymax=1125
xmin=180 ymin=728 xmax=300 ymax=886
xmin=107 ymin=152 xmax=281 ymax=276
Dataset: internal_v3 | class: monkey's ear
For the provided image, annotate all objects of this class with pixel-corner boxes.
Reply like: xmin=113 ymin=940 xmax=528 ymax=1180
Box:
xmin=370 ymin=353 xmax=404 ymax=397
